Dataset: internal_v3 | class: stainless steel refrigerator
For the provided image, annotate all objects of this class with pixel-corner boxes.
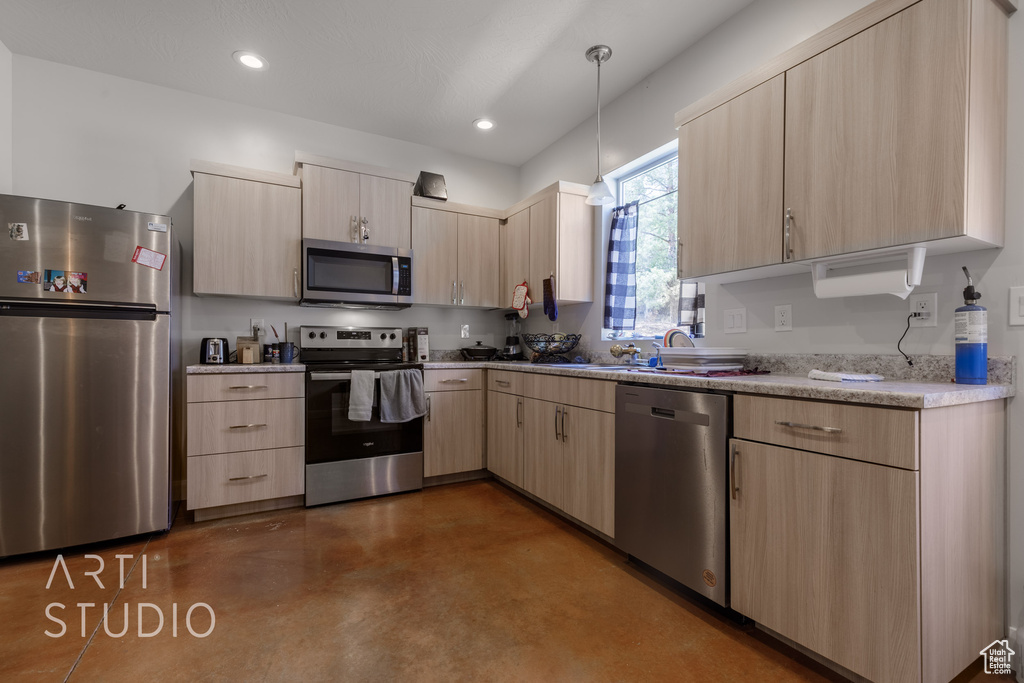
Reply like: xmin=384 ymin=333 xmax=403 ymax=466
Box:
xmin=0 ymin=194 xmax=178 ymax=557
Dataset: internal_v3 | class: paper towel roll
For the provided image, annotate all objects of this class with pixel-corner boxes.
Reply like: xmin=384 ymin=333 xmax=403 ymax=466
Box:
xmin=812 ymin=269 xmax=913 ymax=299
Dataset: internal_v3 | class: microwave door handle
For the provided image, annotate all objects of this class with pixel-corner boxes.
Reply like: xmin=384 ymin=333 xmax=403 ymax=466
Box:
xmin=392 ymin=256 xmax=400 ymax=295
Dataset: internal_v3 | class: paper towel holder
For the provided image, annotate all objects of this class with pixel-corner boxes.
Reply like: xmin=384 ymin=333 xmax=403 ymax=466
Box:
xmin=811 ymin=246 xmax=926 ymax=299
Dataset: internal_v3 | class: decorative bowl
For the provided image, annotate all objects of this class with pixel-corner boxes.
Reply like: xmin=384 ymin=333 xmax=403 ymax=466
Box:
xmin=521 ymin=333 xmax=581 ymax=355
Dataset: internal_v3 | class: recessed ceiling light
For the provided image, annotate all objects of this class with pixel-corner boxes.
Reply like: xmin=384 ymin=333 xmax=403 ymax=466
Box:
xmin=232 ymin=51 xmax=269 ymax=71
xmin=473 ymin=118 xmax=495 ymax=131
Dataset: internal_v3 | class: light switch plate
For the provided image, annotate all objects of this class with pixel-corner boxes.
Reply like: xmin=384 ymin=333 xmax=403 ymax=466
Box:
xmin=1010 ymin=287 xmax=1024 ymax=326
xmin=724 ymin=308 xmax=746 ymax=334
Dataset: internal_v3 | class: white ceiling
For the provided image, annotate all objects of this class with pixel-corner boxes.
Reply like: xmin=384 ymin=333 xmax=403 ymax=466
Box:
xmin=0 ymin=0 xmax=754 ymax=167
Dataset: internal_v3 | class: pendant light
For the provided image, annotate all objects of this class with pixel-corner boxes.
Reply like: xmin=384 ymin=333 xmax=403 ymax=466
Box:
xmin=585 ymin=45 xmax=614 ymax=206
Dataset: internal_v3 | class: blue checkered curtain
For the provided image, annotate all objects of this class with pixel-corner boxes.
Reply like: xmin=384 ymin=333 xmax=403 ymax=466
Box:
xmin=603 ymin=201 xmax=639 ymax=330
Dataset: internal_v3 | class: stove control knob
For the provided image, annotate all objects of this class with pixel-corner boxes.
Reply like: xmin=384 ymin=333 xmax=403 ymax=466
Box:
xmin=380 ymin=333 xmax=387 ymax=340
xmin=308 ymin=331 xmax=316 ymax=339
xmin=389 ymin=333 xmax=396 ymax=340
xmin=320 ymin=332 xmax=327 ymax=339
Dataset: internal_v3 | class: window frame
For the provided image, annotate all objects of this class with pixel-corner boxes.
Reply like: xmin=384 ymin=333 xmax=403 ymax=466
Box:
xmin=602 ymin=150 xmax=681 ymax=341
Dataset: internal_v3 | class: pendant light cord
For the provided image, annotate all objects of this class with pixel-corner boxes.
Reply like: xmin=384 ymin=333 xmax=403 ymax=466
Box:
xmin=595 ymin=57 xmax=602 ymax=180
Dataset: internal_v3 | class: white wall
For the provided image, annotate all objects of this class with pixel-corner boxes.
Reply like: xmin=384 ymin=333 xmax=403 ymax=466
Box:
xmin=10 ymin=56 xmax=521 ymax=362
xmin=520 ymin=0 xmax=1024 ymax=643
xmin=0 ymin=37 xmax=12 ymax=193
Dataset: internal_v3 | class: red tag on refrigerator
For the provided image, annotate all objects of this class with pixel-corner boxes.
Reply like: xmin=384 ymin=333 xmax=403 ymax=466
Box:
xmin=132 ymin=246 xmax=166 ymax=270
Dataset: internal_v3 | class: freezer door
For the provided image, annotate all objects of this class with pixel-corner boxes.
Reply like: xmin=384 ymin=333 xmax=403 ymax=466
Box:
xmin=0 ymin=310 xmax=171 ymax=557
xmin=0 ymin=194 xmax=172 ymax=310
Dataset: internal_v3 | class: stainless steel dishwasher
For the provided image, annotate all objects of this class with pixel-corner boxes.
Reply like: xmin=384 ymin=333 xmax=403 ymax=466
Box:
xmin=615 ymin=384 xmax=730 ymax=606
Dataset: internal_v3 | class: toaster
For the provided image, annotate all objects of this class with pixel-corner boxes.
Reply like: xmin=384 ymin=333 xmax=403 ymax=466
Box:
xmin=200 ymin=338 xmax=229 ymax=364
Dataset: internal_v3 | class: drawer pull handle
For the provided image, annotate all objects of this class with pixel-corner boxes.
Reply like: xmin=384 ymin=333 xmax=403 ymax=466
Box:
xmin=228 ymin=423 xmax=268 ymax=430
xmin=440 ymin=378 xmax=470 ymax=384
xmin=495 ymin=380 xmax=511 ymax=387
xmin=774 ymin=420 xmax=842 ymax=434
xmin=228 ymin=474 xmax=269 ymax=482
xmin=227 ymin=385 xmax=267 ymax=390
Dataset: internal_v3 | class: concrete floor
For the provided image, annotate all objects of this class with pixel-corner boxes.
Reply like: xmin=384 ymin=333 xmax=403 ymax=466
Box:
xmin=0 ymin=480 xmax=1010 ymax=682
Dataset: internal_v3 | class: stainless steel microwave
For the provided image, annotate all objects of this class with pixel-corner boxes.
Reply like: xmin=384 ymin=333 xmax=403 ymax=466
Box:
xmin=301 ymin=239 xmax=413 ymax=309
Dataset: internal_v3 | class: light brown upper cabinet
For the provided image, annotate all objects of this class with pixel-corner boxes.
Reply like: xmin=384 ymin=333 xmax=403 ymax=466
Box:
xmin=675 ymin=0 xmax=1011 ymax=279
xmin=499 ymin=208 xmax=531 ymax=307
xmin=296 ymin=152 xmax=415 ymax=250
xmin=411 ymin=200 xmax=501 ymax=307
xmin=190 ymin=160 xmax=302 ymax=300
xmin=678 ymin=76 xmax=785 ymax=279
xmin=500 ymin=182 xmax=594 ymax=308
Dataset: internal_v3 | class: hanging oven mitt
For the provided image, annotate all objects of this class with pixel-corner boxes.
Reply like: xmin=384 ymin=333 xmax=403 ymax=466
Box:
xmin=543 ymin=275 xmax=557 ymax=321
xmin=512 ymin=281 xmax=531 ymax=318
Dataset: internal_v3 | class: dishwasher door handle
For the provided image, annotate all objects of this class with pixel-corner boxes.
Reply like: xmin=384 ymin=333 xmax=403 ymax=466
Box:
xmin=730 ymin=443 xmax=740 ymax=500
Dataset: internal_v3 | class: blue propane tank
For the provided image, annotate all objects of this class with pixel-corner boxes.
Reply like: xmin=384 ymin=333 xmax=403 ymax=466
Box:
xmin=954 ymin=266 xmax=987 ymax=385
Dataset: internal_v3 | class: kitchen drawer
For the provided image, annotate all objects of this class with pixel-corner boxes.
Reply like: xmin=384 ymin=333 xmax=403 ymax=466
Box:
xmin=521 ymin=374 xmax=615 ymax=413
xmin=424 ymin=368 xmax=482 ymax=392
xmin=487 ymin=369 xmax=522 ymax=394
xmin=187 ymin=447 xmax=304 ymax=509
xmin=733 ymin=394 xmax=918 ymax=470
xmin=187 ymin=398 xmax=305 ymax=456
xmin=187 ymin=372 xmax=304 ymax=403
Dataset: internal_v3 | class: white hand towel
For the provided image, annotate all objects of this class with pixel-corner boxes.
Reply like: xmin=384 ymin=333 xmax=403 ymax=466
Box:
xmin=348 ymin=370 xmax=375 ymax=422
xmin=380 ymin=369 xmax=427 ymax=423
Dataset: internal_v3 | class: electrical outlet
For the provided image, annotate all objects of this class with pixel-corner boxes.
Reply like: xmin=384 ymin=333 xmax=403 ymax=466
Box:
xmin=774 ymin=304 xmax=793 ymax=332
xmin=249 ymin=318 xmax=265 ymax=336
xmin=461 ymin=324 xmax=470 ymax=339
xmin=908 ymin=293 xmax=937 ymax=328
xmin=724 ymin=308 xmax=746 ymax=334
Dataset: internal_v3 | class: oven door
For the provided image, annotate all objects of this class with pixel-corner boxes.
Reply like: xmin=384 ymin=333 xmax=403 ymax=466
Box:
xmin=305 ymin=370 xmax=423 ymax=464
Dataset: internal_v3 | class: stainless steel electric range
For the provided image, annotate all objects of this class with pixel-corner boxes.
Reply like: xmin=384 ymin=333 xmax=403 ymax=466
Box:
xmin=300 ymin=326 xmax=424 ymax=506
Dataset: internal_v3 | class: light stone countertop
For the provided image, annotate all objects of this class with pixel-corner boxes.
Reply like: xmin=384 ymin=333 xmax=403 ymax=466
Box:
xmin=422 ymin=361 xmax=1013 ymax=409
xmin=187 ymin=363 xmax=305 ymax=374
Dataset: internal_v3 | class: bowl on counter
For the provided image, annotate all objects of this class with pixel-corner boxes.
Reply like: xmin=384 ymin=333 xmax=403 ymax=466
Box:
xmin=521 ymin=333 xmax=581 ymax=355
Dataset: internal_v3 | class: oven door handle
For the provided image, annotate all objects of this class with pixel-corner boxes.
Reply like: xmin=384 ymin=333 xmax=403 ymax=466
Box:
xmin=309 ymin=371 xmax=382 ymax=381
xmin=392 ymin=256 xmax=400 ymax=295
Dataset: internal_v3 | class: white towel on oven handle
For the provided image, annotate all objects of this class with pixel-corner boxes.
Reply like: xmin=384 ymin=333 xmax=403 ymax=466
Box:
xmin=380 ymin=369 xmax=427 ymax=423
xmin=348 ymin=370 xmax=375 ymax=422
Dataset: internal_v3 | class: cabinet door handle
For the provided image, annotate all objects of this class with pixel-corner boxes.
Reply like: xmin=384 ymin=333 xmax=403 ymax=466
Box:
xmin=440 ymin=378 xmax=469 ymax=384
xmin=451 ymin=281 xmax=457 ymax=305
xmin=361 ymin=217 xmax=370 ymax=243
xmin=730 ymin=443 xmax=740 ymax=500
xmin=227 ymin=385 xmax=267 ymax=390
xmin=426 ymin=395 xmax=431 ymax=422
xmin=228 ymin=423 xmax=267 ymax=430
xmin=561 ymin=406 xmax=567 ymax=442
xmin=784 ymin=208 xmax=794 ymax=261
xmin=774 ymin=420 xmax=842 ymax=434
xmin=229 ymin=473 xmax=268 ymax=482
xmin=460 ymin=281 xmax=465 ymax=305
xmin=555 ymin=405 xmax=561 ymax=441
xmin=293 ymin=268 xmax=299 ymax=298
xmin=495 ymin=379 xmax=510 ymax=387
xmin=351 ymin=215 xmax=359 ymax=242
xmin=516 ymin=398 xmax=522 ymax=428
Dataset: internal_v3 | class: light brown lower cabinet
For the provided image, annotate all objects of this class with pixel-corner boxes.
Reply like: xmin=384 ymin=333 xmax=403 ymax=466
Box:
xmin=186 ymin=372 xmax=305 ymax=521
xmin=521 ymin=396 xmax=614 ymax=537
xmin=486 ymin=389 xmax=524 ymax=487
xmin=731 ymin=395 xmax=1006 ymax=683
xmin=423 ymin=369 xmax=484 ymax=477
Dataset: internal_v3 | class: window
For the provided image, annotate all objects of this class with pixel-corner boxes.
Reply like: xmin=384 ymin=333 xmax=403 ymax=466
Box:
xmin=605 ymin=154 xmax=704 ymax=340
